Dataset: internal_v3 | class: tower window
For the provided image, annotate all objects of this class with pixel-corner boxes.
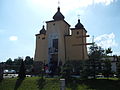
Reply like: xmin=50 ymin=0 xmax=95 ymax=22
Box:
xmin=77 ymin=31 xmax=79 ymax=35
xmin=53 ymin=23 xmax=55 ymax=26
xmin=53 ymin=39 xmax=58 ymax=50
xmin=42 ymin=37 xmax=45 ymax=40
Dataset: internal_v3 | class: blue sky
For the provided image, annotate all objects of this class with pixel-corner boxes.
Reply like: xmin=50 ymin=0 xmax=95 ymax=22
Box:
xmin=0 ymin=0 xmax=120 ymax=62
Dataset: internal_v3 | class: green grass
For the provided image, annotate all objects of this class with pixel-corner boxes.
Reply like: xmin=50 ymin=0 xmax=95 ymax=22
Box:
xmin=0 ymin=77 xmax=120 ymax=90
xmin=0 ymin=77 xmax=39 ymax=90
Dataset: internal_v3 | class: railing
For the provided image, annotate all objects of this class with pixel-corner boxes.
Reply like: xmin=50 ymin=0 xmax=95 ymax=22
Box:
xmin=49 ymin=47 xmax=58 ymax=54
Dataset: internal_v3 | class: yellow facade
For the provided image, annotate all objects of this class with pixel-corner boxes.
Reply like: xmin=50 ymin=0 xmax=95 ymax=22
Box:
xmin=65 ymin=29 xmax=88 ymax=61
xmin=34 ymin=7 xmax=89 ymax=65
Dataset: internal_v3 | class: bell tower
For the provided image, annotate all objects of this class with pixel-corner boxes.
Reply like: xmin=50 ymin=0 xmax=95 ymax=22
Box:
xmin=34 ymin=25 xmax=47 ymax=62
xmin=65 ymin=19 xmax=90 ymax=60
xmin=46 ymin=7 xmax=70 ymax=65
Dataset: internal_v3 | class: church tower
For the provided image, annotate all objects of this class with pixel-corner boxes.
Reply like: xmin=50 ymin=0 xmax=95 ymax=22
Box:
xmin=46 ymin=7 xmax=70 ymax=65
xmin=65 ymin=19 xmax=88 ymax=60
xmin=34 ymin=25 xmax=47 ymax=63
xmin=34 ymin=7 xmax=89 ymax=70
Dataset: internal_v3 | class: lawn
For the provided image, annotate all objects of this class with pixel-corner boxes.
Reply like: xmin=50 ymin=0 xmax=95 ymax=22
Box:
xmin=0 ymin=77 xmax=120 ymax=90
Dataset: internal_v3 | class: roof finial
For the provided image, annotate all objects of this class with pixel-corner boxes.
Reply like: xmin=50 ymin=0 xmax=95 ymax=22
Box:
xmin=78 ymin=14 xmax=80 ymax=20
xmin=42 ymin=21 xmax=45 ymax=26
xmin=77 ymin=14 xmax=80 ymax=23
xmin=58 ymin=0 xmax=60 ymax=7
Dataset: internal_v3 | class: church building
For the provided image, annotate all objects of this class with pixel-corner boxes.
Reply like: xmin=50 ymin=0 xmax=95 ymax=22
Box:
xmin=34 ymin=7 xmax=89 ymax=66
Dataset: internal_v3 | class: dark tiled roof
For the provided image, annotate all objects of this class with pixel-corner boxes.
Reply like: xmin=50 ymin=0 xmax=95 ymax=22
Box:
xmin=40 ymin=25 xmax=46 ymax=34
xmin=53 ymin=7 xmax=65 ymax=21
xmin=75 ymin=19 xmax=84 ymax=29
xmin=46 ymin=20 xmax=70 ymax=27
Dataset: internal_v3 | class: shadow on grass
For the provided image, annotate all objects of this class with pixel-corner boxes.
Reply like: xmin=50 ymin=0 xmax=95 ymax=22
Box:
xmin=37 ymin=77 xmax=46 ymax=90
xmin=79 ymin=79 xmax=120 ymax=90
xmin=66 ymin=78 xmax=120 ymax=90
xmin=0 ymin=78 xmax=3 ymax=83
xmin=66 ymin=78 xmax=79 ymax=90
xmin=14 ymin=78 xmax=24 ymax=90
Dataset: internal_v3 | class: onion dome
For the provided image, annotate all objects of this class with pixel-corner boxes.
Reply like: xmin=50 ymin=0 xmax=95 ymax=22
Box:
xmin=53 ymin=7 xmax=65 ymax=21
xmin=75 ymin=19 xmax=84 ymax=29
xmin=40 ymin=25 xmax=46 ymax=34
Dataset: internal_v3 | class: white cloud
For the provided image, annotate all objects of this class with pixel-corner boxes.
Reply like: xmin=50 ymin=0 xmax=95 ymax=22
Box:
xmin=94 ymin=0 xmax=117 ymax=5
xmin=9 ymin=36 xmax=18 ymax=41
xmin=26 ymin=0 xmax=117 ymax=13
xmin=25 ymin=0 xmax=117 ymax=19
xmin=95 ymin=33 xmax=118 ymax=49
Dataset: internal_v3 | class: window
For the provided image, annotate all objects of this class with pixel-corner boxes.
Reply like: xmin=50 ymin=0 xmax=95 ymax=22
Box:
xmin=77 ymin=31 xmax=79 ymax=35
xmin=42 ymin=37 xmax=45 ymax=40
xmin=53 ymin=39 xmax=58 ymax=50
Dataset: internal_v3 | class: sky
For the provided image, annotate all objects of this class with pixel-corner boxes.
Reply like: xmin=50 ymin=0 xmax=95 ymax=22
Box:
xmin=0 ymin=0 xmax=120 ymax=62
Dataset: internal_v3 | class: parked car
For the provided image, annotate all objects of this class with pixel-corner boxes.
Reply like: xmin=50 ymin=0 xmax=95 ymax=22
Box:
xmin=4 ymin=70 xmax=16 ymax=74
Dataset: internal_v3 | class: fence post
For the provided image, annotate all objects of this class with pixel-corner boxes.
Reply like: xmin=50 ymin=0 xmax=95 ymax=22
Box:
xmin=60 ymin=78 xmax=65 ymax=90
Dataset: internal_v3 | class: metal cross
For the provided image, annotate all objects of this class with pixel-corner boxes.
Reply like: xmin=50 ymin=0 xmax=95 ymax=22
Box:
xmin=78 ymin=14 xmax=80 ymax=19
xmin=58 ymin=0 xmax=60 ymax=7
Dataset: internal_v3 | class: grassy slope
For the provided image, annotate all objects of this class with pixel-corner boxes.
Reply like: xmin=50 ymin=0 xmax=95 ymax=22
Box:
xmin=0 ymin=77 xmax=39 ymax=90
xmin=0 ymin=77 xmax=120 ymax=90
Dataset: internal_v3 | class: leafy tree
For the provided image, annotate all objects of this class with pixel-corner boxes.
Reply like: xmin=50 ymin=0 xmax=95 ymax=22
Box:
xmin=61 ymin=61 xmax=73 ymax=81
xmin=61 ymin=60 xmax=85 ymax=80
xmin=18 ymin=59 xmax=26 ymax=79
xmin=105 ymin=48 xmax=112 ymax=55
xmin=69 ymin=60 xmax=84 ymax=75
xmin=24 ymin=56 xmax=33 ymax=65
xmin=80 ymin=60 xmax=91 ymax=79
xmin=14 ymin=57 xmax=23 ymax=65
xmin=6 ymin=58 xmax=13 ymax=65
xmin=103 ymin=59 xmax=111 ymax=79
xmin=89 ymin=45 xmax=104 ymax=60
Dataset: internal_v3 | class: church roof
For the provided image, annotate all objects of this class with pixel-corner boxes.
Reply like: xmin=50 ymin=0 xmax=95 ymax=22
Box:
xmin=46 ymin=20 xmax=70 ymax=27
xmin=40 ymin=25 xmax=46 ymax=34
xmin=53 ymin=7 xmax=65 ymax=21
xmin=75 ymin=19 xmax=84 ymax=29
xmin=71 ymin=19 xmax=87 ymax=32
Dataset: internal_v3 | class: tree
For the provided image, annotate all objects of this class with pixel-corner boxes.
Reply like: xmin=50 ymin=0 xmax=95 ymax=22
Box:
xmin=6 ymin=58 xmax=13 ymax=65
xmin=18 ymin=59 xmax=26 ymax=79
xmin=80 ymin=60 xmax=91 ymax=79
xmin=105 ymin=48 xmax=112 ymax=55
xmin=61 ymin=60 xmax=85 ymax=80
xmin=24 ymin=56 xmax=33 ymax=65
xmin=61 ymin=61 xmax=73 ymax=82
xmin=89 ymin=44 xmax=105 ymax=79
xmin=103 ymin=59 xmax=111 ymax=79
xmin=14 ymin=57 xmax=23 ymax=65
xmin=0 ymin=63 xmax=3 ymax=81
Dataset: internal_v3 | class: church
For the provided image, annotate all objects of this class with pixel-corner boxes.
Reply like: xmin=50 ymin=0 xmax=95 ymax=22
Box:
xmin=34 ymin=7 xmax=89 ymax=67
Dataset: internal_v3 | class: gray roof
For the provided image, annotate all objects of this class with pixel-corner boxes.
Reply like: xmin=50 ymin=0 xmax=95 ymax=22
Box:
xmin=53 ymin=7 xmax=65 ymax=21
xmin=40 ymin=25 xmax=46 ymax=34
xmin=75 ymin=19 xmax=84 ymax=29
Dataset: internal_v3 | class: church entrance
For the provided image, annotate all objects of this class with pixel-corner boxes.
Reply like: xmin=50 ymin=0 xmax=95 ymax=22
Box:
xmin=51 ymin=39 xmax=58 ymax=65
xmin=51 ymin=54 xmax=58 ymax=65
